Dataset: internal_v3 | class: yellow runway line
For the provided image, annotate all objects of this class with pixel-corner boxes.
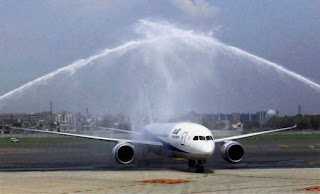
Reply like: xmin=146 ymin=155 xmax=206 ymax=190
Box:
xmin=173 ymin=158 xmax=187 ymax=161
xmin=309 ymin=161 xmax=320 ymax=165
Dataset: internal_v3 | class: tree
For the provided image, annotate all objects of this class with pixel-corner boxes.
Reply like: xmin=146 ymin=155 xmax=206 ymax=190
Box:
xmin=294 ymin=115 xmax=312 ymax=130
xmin=243 ymin=121 xmax=259 ymax=131
xmin=215 ymin=121 xmax=226 ymax=130
xmin=310 ymin=115 xmax=320 ymax=130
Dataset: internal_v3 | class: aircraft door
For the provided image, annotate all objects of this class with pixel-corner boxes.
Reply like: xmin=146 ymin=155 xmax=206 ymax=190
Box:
xmin=181 ymin=132 xmax=188 ymax=146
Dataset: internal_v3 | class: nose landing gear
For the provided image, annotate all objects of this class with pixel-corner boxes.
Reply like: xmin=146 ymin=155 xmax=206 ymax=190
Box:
xmin=188 ymin=160 xmax=195 ymax=167
xmin=189 ymin=160 xmax=205 ymax=173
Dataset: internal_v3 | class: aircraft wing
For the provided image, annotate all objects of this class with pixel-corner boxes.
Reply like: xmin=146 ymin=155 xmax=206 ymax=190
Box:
xmin=214 ymin=125 xmax=297 ymax=143
xmin=11 ymin=127 xmax=162 ymax=147
xmin=98 ymin=126 xmax=143 ymax=135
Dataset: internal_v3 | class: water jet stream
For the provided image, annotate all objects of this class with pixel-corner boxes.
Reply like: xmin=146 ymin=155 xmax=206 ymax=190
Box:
xmin=0 ymin=40 xmax=142 ymax=103
xmin=140 ymin=20 xmax=320 ymax=92
xmin=0 ymin=20 xmax=319 ymax=109
xmin=218 ymin=43 xmax=320 ymax=92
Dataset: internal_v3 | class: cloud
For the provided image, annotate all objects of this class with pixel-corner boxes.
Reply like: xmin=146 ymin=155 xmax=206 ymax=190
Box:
xmin=171 ymin=0 xmax=218 ymax=19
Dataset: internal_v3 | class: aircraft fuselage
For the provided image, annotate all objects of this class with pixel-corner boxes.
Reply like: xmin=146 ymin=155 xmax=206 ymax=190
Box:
xmin=144 ymin=122 xmax=215 ymax=160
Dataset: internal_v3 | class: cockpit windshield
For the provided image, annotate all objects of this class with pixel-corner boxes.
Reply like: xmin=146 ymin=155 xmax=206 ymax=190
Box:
xmin=193 ymin=136 xmax=214 ymax=141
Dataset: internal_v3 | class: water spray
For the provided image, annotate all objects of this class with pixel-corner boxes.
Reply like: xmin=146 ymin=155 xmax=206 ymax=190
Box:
xmin=0 ymin=20 xmax=319 ymax=111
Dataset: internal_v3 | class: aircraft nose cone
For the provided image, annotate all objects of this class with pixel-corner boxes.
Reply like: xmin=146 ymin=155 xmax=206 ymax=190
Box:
xmin=200 ymin=141 xmax=215 ymax=154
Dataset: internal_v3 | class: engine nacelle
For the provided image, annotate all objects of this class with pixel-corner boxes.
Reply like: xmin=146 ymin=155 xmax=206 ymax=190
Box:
xmin=220 ymin=141 xmax=245 ymax=163
xmin=112 ymin=142 xmax=135 ymax=164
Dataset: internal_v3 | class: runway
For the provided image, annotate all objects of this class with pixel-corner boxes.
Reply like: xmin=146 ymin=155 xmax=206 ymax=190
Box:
xmin=1 ymin=168 xmax=319 ymax=193
xmin=0 ymin=136 xmax=319 ymax=193
xmin=0 ymin=136 xmax=319 ymax=171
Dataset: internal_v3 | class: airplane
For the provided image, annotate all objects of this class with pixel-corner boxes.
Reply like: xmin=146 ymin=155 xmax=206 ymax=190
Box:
xmin=9 ymin=84 xmax=297 ymax=173
xmin=11 ymin=123 xmax=297 ymax=173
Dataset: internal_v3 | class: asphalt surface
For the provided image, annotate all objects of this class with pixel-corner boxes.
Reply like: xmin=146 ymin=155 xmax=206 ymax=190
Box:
xmin=0 ymin=137 xmax=319 ymax=172
xmin=2 ymin=168 xmax=319 ymax=193
xmin=1 ymin=137 xmax=319 ymax=193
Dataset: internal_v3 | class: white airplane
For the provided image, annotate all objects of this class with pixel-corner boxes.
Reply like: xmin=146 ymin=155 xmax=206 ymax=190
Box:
xmin=12 ymin=123 xmax=296 ymax=173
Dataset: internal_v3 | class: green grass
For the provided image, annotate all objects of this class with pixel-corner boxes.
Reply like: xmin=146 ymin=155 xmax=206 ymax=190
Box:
xmin=0 ymin=137 xmax=94 ymax=147
xmin=1 ymin=133 xmax=319 ymax=146
xmin=237 ymin=133 xmax=320 ymax=142
xmin=279 ymin=144 xmax=320 ymax=150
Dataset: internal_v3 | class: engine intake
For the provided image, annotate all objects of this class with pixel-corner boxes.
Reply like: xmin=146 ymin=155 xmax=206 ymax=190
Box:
xmin=221 ymin=141 xmax=245 ymax=163
xmin=112 ymin=142 xmax=135 ymax=164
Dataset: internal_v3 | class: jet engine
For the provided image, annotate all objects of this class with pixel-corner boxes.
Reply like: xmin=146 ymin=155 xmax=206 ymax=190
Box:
xmin=220 ymin=141 xmax=245 ymax=163
xmin=112 ymin=142 xmax=135 ymax=164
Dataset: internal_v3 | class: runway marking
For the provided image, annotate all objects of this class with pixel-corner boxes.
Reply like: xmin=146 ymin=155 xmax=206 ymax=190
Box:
xmin=184 ymin=184 xmax=317 ymax=193
xmin=279 ymin=144 xmax=289 ymax=148
xmin=62 ymin=175 xmax=206 ymax=193
xmin=138 ymin=179 xmax=194 ymax=184
xmin=173 ymin=158 xmax=187 ymax=161
xmin=217 ymin=174 xmax=320 ymax=181
xmin=62 ymin=182 xmax=151 ymax=193
xmin=309 ymin=161 xmax=320 ymax=165
xmin=300 ymin=186 xmax=320 ymax=191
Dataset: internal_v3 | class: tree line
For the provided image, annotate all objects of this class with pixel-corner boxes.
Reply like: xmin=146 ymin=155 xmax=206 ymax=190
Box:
xmin=244 ymin=114 xmax=320 ymax=131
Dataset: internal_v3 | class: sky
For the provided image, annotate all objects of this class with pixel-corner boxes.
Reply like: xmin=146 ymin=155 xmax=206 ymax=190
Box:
xmin=0 ymin=0 xmax=319 ymax=117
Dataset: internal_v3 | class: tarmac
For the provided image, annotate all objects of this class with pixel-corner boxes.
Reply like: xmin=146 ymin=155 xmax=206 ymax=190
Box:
xmin=0 ymin=136 xmax=319 ymax=193
xmin=1 ymin=168 xmax=319 ymax=193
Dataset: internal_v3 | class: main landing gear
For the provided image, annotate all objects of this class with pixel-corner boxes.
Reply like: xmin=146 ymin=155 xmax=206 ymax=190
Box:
xmin=189 ymin=160 xmax=205 ymax=173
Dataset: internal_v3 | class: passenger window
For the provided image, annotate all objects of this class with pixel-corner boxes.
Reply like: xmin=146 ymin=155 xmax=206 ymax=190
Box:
xmin=199 ymin=136 xmax=205 ymax=140
xmin=193 ymin=136 xmax=198 ymax=141
xmin=206 ymin=136 xmax=211 ymax=140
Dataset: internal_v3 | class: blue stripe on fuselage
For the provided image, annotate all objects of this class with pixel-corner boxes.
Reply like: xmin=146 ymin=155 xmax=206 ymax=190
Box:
xmin=144 ymin=129 xmax=187 ymax=153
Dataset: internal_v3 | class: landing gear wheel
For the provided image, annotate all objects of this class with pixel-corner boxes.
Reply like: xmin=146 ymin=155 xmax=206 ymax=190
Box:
xmin=194 ymin=160 xmax=205 ymax=173
xmin=196 ymin=166 xmax=204 ymax=173
xmin=188 ymin=160 xmax=195 ymax=168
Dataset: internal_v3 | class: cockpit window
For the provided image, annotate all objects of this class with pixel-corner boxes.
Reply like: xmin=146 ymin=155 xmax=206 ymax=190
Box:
xmin=194 ymin=136 xmax=213 ymax=141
